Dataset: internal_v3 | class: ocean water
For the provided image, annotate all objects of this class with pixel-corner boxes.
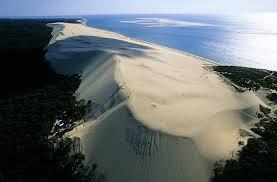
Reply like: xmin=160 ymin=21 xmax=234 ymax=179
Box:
xmin=79 ymin=13 xmax=277 ymax=71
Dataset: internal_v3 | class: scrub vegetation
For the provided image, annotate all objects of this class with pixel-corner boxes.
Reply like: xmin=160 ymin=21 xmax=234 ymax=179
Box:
xmin=212 ymin=66 xmax=277 ymax=182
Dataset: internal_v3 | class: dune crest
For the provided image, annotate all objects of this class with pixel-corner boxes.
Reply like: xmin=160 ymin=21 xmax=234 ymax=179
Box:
xmin=46 ymin=23 xmax=261 ymax=182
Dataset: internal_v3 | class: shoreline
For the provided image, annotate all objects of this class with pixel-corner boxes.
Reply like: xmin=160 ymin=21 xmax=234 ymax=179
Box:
xmin=79 ymin=20 xmax=220 ymax=65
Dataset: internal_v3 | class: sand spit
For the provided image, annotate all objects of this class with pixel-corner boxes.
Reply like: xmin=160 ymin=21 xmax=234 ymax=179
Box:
xmin=46 ymin=23 xmax=263 ymax=182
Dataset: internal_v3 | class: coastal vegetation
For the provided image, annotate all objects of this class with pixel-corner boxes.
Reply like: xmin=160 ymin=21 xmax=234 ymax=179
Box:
xmin=212 ymin=66 xmax=277 ymax=182
xmin=213 ymin=66 xmax=277 ymax=91
xmin=0 ymin=19 xmax=102 ymax=182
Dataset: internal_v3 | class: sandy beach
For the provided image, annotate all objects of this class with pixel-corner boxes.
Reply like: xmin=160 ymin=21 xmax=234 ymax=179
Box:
xmin=46 ymin=22 xmax=263 ymax=182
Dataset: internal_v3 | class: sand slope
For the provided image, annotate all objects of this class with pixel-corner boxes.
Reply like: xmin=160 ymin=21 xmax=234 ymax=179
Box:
xmin=46 ymin=23 xmax=262 ymax=182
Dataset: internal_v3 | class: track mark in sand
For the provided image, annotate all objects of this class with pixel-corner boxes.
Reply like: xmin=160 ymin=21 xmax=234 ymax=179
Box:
xmin=125 ymin=121 xmax=160 ymax=158
xmin=151 ymin=103 xmax=158 ymax=108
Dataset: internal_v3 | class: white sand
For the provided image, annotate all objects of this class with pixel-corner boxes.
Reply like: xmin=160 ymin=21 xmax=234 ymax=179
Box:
xmin=120 ymin=18 xmax=213 ymax=27
xmin=46 ymin=23 xmax=263 ymax=182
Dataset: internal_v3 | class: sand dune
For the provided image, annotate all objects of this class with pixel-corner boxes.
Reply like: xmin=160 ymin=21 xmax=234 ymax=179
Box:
xmin=46 ymin=23 xmax=263 ymax=182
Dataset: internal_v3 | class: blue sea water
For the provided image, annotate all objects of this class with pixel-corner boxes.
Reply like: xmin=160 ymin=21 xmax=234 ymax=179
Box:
xmin=78 ymin=13 xmax=277 ymax=70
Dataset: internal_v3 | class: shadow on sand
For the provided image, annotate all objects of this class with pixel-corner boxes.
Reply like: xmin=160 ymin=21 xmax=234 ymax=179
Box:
xmin=46 ymin=35 xmax=154 ymax=74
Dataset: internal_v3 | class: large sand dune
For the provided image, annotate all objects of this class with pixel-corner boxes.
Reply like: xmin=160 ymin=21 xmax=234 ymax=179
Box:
xmin=46 ymin=23 xmax=262 ymax=182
